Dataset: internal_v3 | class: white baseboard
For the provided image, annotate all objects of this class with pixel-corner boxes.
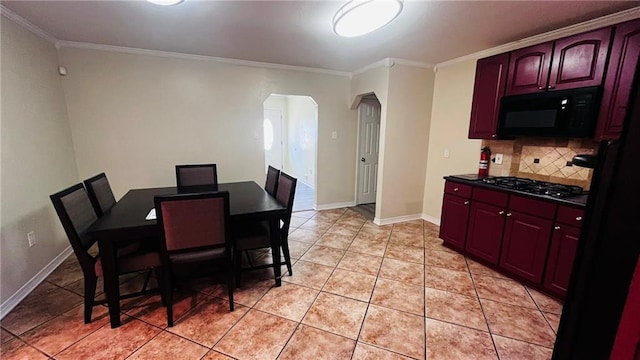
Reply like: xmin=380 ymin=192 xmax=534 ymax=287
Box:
xmin=422 ymin=214 xmax=441 ymax=226
xmin=0 ymin=246 xmax=73 ymax=319
xmin=315 ymin=201 xmax=356 ymax=211
xmin=374 ymin=213 xmax=424 ymax=226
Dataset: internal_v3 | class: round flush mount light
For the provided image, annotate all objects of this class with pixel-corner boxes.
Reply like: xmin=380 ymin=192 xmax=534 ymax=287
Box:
xmin=333 ymin=0 xmax=403 ymax=38
xmin=146 ymin=0 xmax=184 ymax=6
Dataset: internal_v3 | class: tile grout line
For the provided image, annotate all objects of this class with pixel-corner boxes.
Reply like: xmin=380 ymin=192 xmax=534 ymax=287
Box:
xmin=523 ymin=285 xmax=559 ymax=335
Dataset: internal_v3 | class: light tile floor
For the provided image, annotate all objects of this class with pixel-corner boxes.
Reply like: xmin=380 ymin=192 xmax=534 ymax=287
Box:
xmin=0 ymin=208 xmax=562 ymax=359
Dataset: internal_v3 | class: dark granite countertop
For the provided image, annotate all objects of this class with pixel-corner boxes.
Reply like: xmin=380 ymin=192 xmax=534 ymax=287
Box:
xmin=444 ymin=174 xmax=588 ymax=208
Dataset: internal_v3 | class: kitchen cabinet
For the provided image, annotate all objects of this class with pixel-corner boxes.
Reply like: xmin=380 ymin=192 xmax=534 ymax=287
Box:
xmin=468 ymin=53 xmax=509 ymax=139
xmin=440 ymin=192 xmax=470 ymax=251
xmin=595 ymin=19 xmax=640 ymax=140
xmin=505 ymin=27 xmax=612 ymax=96
xmin=543 ymin=205 xmax=584 ymax=297
xmin=465 ymin=188 xmax=508 ymax=264
xmin=500 ymin=211 xmax=553 ymax=283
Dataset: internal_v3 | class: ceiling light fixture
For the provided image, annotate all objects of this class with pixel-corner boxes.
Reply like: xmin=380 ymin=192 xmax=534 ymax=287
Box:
xmin=332 ymin=0 xmax=403 ymax=38
xmin=146 ymin=0 xmax=184 ymax=6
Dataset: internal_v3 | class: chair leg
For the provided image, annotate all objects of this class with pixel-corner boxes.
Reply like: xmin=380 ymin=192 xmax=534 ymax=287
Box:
xmin=141 ymin=269 xmax=152 ymax=292
xmin=281 ymin=240 xmax=293 ymax=276
xmin=227 ymin=260 xmax=235 ymax=312
xmin=165 ymin=275 xmax=174 ymax=327
xmin=234 ymin=251 xmax=242 ymax=288
xmin=84 ymin=275 xmax=98 ymax=324
xmin=154 ymin=267 xmax=167 ymax=307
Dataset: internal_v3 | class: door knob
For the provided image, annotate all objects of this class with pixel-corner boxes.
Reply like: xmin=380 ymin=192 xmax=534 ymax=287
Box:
xmin=360 ymin=157 xmax=365 ymax=162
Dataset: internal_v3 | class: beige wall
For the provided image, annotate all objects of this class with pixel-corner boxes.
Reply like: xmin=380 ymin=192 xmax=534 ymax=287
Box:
xmin=1 ymin=19 xmax=78 ymax=302
xmin=380 ymin=64 xmax=434 ymax=219
xmin=286 ymin=96 xmax=317 ymax=188
xmin=58 ymin=48 xmax=357 ymax=206
xmin=350 ymin=64 xmax=435 ymax=221
xmin=422 ymin=60 xmax=481 ymax=221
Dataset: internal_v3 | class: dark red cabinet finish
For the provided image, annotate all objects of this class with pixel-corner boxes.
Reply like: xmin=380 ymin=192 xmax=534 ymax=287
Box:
xmin=547 ymin=27 xmax=612 ymax=91
xmin=544 ymin=225 xmax=580 ymax=298
xmin=506 ymin=42 xmax=553 ymax=96
xmin=440 ymin=193 xmax=470 ymax=250
xmin=505 ymin=27 xmax=611 ymax=96
xmin=468 ymin=53 xmax=509 ymax=139
xmin=465 ymin=202 xmax=505 ymax=264
xmin=595 ymin=19 xmax=640 ymax=140
xmin=500 ymin=211 xmax=553 ymax=283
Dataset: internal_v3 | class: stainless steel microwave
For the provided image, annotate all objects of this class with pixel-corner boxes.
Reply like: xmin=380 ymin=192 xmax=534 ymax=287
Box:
xmin=498 ymin=86 xmax=601 ymax=137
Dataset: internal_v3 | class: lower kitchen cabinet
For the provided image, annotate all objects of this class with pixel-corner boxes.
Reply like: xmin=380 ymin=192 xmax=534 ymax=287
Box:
xmin=500 ymin=211 xmax=553 ymax=283
xmin=440 ymin=193 xmax=470 ymax=250
xmin=466 ymin=201 xmax=505 ymax=264
xmin=544 ymin=224 xmax=580 ymax=297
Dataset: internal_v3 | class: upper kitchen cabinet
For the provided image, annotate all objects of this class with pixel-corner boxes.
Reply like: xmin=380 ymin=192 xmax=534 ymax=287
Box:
xmin=468 ymin=53 xmax=510 ymax=139
xmin=595 ymin=19 xmax=640 ymax=141
xmin=506 ymin=27 xmax=612 ymax=96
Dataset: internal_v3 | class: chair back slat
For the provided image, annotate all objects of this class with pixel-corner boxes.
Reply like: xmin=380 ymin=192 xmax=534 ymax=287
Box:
xmin=84 ymin=173 xmax=116 ymax=217
xmin=155 ymin=192 xmax=230 ymax=253
xmin=265 ymin=166 xmax=280 ymax=196
xmin=176 ymin=164 xmax=218 ymax=188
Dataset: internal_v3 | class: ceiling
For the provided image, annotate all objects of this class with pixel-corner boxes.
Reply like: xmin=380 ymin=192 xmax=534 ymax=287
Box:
xmin=3 ymin=1 xmax=638 ymax=72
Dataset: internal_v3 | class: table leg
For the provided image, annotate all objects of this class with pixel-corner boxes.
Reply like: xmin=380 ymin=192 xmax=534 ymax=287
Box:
xmin=269 ymin=218 xmax=282 ymax=287
xmin=98 ymin=238 xmax=121 ymax=328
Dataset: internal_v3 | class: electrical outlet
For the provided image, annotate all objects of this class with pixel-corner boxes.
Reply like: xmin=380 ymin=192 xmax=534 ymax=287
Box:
xmin=27 ymin=231 xmax=36 ymax=247
xmin=495 ymin=153 xmax=503 ymax=165
xmin=331 ymin=131 xmax=338 ymax=139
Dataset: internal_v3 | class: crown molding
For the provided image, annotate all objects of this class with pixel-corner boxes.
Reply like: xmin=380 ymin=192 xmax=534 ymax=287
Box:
xmin=353 ymin=57 xmax=433 ymax=76
xmin=0 ymin=5 xmax=58 ymax=45
xmin=435 ymin=6 xmax=640 ymax=69
xmin=56 ymin=41 xmax=352 ymax=78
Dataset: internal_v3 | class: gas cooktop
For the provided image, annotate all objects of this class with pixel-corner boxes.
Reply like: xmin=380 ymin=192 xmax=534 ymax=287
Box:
xmin=480 ymin=176 xmax=584 ymax=199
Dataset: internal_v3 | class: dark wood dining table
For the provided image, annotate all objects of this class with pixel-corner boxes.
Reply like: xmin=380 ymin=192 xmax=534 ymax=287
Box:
xmin=86 ymin=181 xmax=287 ymax=328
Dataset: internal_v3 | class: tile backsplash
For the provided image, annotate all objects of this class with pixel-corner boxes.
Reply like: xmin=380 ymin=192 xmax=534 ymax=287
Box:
xmin=482 ymin=138 xmax=597 ymax=190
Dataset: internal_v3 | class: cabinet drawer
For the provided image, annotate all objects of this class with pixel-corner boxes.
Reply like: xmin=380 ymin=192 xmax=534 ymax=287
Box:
xmin=556 ymin=205 xmax=585 ymax=227
xmin=509 ymin=195 xmax=557 ymax=219
xmin=473 ymin=188 xmax=508 ymax=207
xmin=444 ymin=181 xmax=472 ymax=198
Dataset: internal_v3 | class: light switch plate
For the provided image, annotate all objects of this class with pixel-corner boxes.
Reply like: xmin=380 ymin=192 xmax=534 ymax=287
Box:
xmin=443 ymin=149 xmax=450 ymax=158
xmin=495 ymin=153 xmax=503 ymax=165
xmin=331 ymin=131 xmax=337 ymax=139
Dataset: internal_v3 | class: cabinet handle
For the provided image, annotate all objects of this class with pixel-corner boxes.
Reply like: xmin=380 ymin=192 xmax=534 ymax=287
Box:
xmin=499 ymin=211 xmax=505 ymax=215
xmin=454 ymin=188 xmax=459 ymax=192
xmin=491 ymin=134 xmax=497 ymax=138
xmin=538 ymin=86 xmax=545 ymax=90
xmin=555 ymin=226 xmax=561 ymax=230
xmin=464 ymin=201 xmax=470 ymax=205
xmin=506 ymin=212 xmax=512 ymax=217
xmin=547 ymin=85 xmax=555 ymax=90
xmin=575 ymin=216 xmax=583 ymax=221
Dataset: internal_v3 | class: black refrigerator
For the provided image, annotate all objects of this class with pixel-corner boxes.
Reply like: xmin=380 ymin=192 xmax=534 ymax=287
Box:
xmin=552 ymin=63 xmax=640 ymax=358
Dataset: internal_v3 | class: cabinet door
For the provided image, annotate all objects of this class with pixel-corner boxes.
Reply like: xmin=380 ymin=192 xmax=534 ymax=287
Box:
xmin=505 ymin=42 xmax=553 ymax=95
xmin=439 ymin=194 xmax=470 ymax=250
xmin=595 ymin=19 xmax=640 ymax=140
xmin=500 ymin=211 xmax=553 ymax=283
xmin=544 ymin=225 xmax=580 ymax=298
xmin=468 ymin=53 xmax=509 ymax=139
xmin=465 ymin=202 xmax=505 ymax=264
xmin=548 ymin=27 xmax=612 ymax=91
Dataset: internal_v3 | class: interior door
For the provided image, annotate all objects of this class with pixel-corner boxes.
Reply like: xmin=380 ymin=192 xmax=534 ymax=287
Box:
xmin=357 ymin=100 xmax=381 ymax=204
xmin=264 ymin=108 xmax=283 ymax=173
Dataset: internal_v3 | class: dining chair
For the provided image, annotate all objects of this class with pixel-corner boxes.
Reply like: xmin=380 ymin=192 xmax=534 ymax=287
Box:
xmin=154 ymin=191 xmax=234 ymax=327
xmin=50 ymin=183 xmax=162 ymax=324
xmin=265 ymin=165 xmax=280 ymax=196
xmin=175 ymin=164 xmax=218 ymax=188
xmin=233 ymin=171 xmax=297 ymax=285
xmin=84 ymin=172 xmax=116 ymax=217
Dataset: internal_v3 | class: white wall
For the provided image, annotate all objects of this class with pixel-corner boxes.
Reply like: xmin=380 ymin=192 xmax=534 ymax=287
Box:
xmin=1 ymin=19 xmax=78 ymax=303
xmin=286 ymin=96 xmax=317 ymax=188
xmin=422 ymin=60 xmax=481 ymax=221
xmin=58 ymin=47 xmax=357 ymax=207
